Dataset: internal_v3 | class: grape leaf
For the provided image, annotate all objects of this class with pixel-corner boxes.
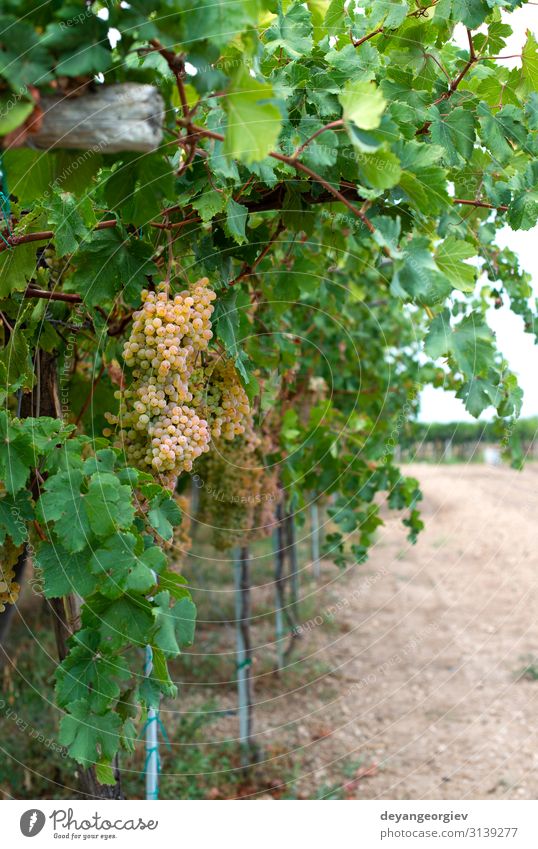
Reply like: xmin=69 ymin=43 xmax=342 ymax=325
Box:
xmin=98 ymin=596 xmax=154 ymax=650
xmin=48 ymin=192 xmax=91 ymax=256
xmin=85 ymin=473 xmax=135 ymax=537
xmin=35 ymin=542 xmax=97 ymax=598
xmin=435 ymin=237 xmax=477 ymax=293
xmin=223 ymin=68 xmax=282 ymax=164
xmin=0 ymin=412 xmax=35 ymax=494
xmin=69 ymin=230 xmax=156 ymax=307
xmin=0 ymin=490 xmax=33 ymax=545
xmin=339 ymin=80 xmax=387 ymax=131
xmin=59 ymin=699 xmax=122 ymax=767
xmin=151 ymin=591 xmax=196 ymax=657
xmin=55 ymin=629 xmax=130 ymax=711
xmin=90 ymin=532 xmax=155 ymax=599
xmin=36 ymin=470 xmax=91 ymax=552
xmin=225 ymin=198 xmax=248 ymax=244
xmin=0 ymin=242 xmax=38 ymax=297
xmin=430 ymin=106 xmax=476 ymax=166
xmin=265 ymin=3 xmax=314 ymax=59
xmin=147 ymin=493 xmax=182 ymax=540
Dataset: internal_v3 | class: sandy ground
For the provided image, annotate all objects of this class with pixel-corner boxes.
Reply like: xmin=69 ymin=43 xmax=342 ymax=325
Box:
xmin=180 ymin=463 xmax=538 ymax=799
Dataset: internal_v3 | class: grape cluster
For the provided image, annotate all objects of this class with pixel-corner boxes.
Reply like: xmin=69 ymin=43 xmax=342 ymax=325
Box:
xmin=197 ymin=435 xmax=279 ymax=550
xmin=168 ymin=493 xmax=192 ymax=567
xmin=0 ymin=541 xmax=21 ymax=613
xmin=106 ymin=279 xmax=254 ymax=485
xmin=191 ymin=357 xmax=253 ymax=443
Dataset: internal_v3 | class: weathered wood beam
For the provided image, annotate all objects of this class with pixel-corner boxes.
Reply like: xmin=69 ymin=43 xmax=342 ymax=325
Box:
xmin=26 ymin=83 xmax=164 ymax=153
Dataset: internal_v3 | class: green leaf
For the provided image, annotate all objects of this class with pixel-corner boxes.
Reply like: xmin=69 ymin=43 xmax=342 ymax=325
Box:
xmin=339 ymin=80 xmax=387 ymax=131
xmin=85 ymin=473 xmax=135 ymax=537
xmin=140 ymin=646 xmax=177 ymax=706
xmin=223 ymin=68 xmax=282 ymax=164
xmin=2 ymin=149 xmax=54 ymax=204
xmin=48 ymin=192 xmax=90 ymax=256
xmin=157 ymin=569 xmax=190 ymax=600
xmin=425 ymin=309 xmax=496 ymax=377
xmin=519 ymin=30 xmax=538 ymax=96
xmin=59 ymin=700 xmax=121 ymax=768
xmin=151 ymin=591 xmax=196 ymax=658
xmin=69 ymin=229 xmax=156 ymax=307
xmin=0 ymin=318 xmax=33 ymax=392
xmin=324 ymin=0 xmax=345 ymax=37
xmin=104 ymin=155 xmax=174 ymax=226
xmin=435 ymin=237 xmax=477 ymax=292
xmin=457 ymin=374 xmax=500 ymax=417
xmin=0 ymin=490 xmax=33 ymax=545
xmin=147 ymin=493 xmax=182 ymax=540
xmin=358 ymin=148 xmax=401 ymax=190
xmin=56 ymin=44 xmax=112 ymax=76
xmin=90 ymin=532 xmax=155 ymax=599
xmin=35 ymin=542 xmax=97 ymax=598
xmin=371 ymin=0 xmax=407 ymax=29
xmin=424 ymin=309 xmax=453 ymax=359
xmin=430 ymin=106 xmax=475 ymax=166
xmin=225 ymin=198 xmax=248 ymax=244
xmin=0 ymin=17 xmax=52 ymax=89
xmin=191 ymin=190 xmax=227 ymax=223
xmin=508 ymin=191 xmax=538 ymax=231
xmin=265 ymin=3 xmax=314 ymax=59
xmin=392 ymin=238 xmax=451 ymax=305
xmin=455 ymin=315 xmax=495 ymax=375
xmin=0 ymin=243 xmax=37 ymax=297
xmin=0 ymin=97 xmax=34 ymax=135
xmin=451 ymin=0 xmax=489 ymax=29
xmin=95 ymin=760 xmax=116 ymax=786
xmin=36 ymin=470 xmax=91 ymax=552
xmin=98 ymin=596 xmax=154 ymax=650
xmin=0 ymin=412 xmax=34 ymax=494
xmin=181 ymin=0 xmax=255 ymax=49
xmin=55 ymin=629 xmax=129 ymax=711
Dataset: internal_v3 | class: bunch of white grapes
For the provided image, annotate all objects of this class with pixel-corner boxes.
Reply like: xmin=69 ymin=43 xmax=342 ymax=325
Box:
xmin=106 ymin=278 xmax=255 ymax=482
xmin=196 ymin=434 xmax=279 ymax=550
xmin=191 ymin=358 xmax=253 ymax=442
xmin=0 ymin=541 xmax=21 ymax=612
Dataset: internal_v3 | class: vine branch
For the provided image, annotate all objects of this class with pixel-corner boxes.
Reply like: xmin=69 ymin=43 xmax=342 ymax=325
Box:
xmin=0 ymin=219 xmax=117 ymax=254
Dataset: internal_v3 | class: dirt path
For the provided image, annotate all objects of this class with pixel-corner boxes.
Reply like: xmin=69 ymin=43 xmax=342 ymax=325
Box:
xmin=183 ymin=463 xmax=538 ymax=799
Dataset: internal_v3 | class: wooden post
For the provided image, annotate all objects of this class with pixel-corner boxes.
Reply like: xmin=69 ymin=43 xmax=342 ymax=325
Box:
xmin=285 ymin=510 xmax=300 ymax=617
xmin=274 ymin=504 xmax=301 ymax=664
xmin=310 ymin=500 xmax=321 ymax=581
xmin=233 ymin=546 xmax=255 ymax=765
xmin=22 ymin=84 xmax=164 ymax=153
xmin=272 ymin=512 xmax=286 ymax=672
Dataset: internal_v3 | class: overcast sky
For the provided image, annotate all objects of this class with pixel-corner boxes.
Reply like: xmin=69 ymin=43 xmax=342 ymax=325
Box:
xmin=419 ymin=8 xmax=538 ymax=423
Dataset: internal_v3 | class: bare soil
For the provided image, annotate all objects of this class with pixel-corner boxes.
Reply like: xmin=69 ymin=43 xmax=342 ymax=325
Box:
xmin=180 ymin=463 xmax=538 ymax=800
